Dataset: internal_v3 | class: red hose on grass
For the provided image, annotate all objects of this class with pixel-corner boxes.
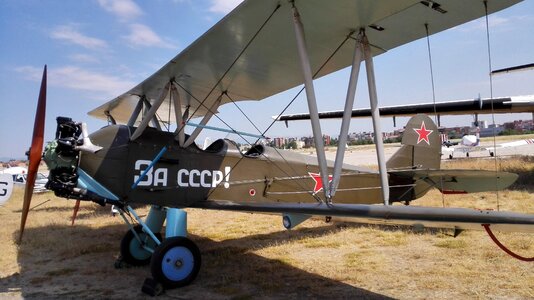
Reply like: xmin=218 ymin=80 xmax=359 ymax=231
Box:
xmin=482 ymin=224 xmax=533 ymax=262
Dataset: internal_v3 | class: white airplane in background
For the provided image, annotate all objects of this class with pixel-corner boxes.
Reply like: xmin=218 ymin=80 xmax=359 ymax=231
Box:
xmin=441 ymin=128 xmax=534 ymax=159
xmin=0 ymin=167 xmax=48 ymax=193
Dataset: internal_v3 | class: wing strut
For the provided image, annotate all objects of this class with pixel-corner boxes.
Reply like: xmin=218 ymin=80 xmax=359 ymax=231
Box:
xmin=291 ymin=4 xmax=389 ymax=205
xmin=362 ymin=32 xmax=389 ymax=205
xmin=142 ymin=98 xmax=162 ymax=131
xmin=183 ymin=93 xmax=223 ymax=147
xmin=291 ymin=3 xmax=330 ymax=202
xmin=131 ymin=82 xmax=171 ymax=140
xmin=171 ymin=83 xmax=186 ymax=147
xmin=330 ymin=31 xmax=364 ymax=198
xmin=127 ymin=97 xmax=144 ymax=127
xmin=329 ymin=31 xmax=392 ymax=204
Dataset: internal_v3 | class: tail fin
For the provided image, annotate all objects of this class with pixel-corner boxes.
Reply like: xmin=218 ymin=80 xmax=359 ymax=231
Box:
xmin=387 ymin=114 xmax=440 ymax=170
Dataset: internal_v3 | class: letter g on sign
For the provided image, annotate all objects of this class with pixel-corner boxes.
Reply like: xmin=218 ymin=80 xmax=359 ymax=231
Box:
xmin=0 ymin=174 xmax=14 ymax=205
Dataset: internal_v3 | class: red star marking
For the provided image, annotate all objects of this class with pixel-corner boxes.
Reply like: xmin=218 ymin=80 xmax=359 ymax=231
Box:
xmin=308 ymin=172 xmax=333 ymax=194
xmin=413 ymin=121 xmax=433 ymax=145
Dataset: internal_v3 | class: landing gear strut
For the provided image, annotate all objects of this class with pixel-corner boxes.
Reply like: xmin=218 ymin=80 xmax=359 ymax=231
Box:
xmin=117 ymin=205 xmax=201 ymax=294
xmin=120 ymin=225 xmax=162 ymax=266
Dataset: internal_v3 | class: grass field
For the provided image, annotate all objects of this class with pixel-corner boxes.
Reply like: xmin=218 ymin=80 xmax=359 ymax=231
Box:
xmin=0 ymin=155 xmax=533 ymax=299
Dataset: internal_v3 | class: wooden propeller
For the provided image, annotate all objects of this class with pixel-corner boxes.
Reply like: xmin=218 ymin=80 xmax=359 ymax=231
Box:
xmin=71 ymin=200 xmax=81 ymax=225
xmin=19 ymin=65 xmax=47 ymax=243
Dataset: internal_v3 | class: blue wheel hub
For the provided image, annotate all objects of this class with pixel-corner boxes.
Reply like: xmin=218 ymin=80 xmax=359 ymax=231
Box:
xmin=161 ymin=246 xmax=195 ymax=281
xmin=130 ymin=233 xmax=151 ymax=260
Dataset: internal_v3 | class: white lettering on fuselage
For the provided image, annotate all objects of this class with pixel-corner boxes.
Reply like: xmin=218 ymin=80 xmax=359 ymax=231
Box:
xmin=134 ymin=160 xmax=169 ymax=187
xmin=175 ymin=169 xmax=225 ymax=188
xmin=133 ymin=160 xmax=231 ymax=188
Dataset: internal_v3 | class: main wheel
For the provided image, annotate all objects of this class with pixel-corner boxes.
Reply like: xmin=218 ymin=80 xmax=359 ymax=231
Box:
xmin=151 ymin=237 xmax=201 ymax=288
xmin=120 ymin=225 xmax=162 ymax=266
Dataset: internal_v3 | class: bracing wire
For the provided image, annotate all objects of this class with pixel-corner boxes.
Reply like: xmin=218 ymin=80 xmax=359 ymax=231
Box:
xmin=207 ymin=32 xmax=353 ymax=201
xmin=425 ymin=23 xmax=446 ymax=207
xmin=179 ymin=4 xmax=281 ymax=135
xmin=425 ymin=24 xmax=439 ymax=122
xmin=484 ymin=0 xmax=500 ymax=211
xmin=203 ymin=32 xmax=352 ymax=202
xmin=225 ymin=92 xmax=264 ymax=137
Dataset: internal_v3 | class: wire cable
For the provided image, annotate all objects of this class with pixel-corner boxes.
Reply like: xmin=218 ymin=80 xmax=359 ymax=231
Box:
xmin=425 ymin=23 xmax=446 ymax=207
xmin=484 ymin=0 xmax=500 ymax=211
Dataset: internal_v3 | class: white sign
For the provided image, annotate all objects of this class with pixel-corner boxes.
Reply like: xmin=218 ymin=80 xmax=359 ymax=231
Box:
xmin=0 ymin=173 xmax=14 ymax=205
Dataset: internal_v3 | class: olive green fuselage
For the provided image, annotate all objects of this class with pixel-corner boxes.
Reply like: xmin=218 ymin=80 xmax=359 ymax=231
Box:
xmin=79 ymin=125 xmax=417 ymax=207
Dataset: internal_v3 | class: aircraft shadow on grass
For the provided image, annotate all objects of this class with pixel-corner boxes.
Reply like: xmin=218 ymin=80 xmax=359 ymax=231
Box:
xmin=504 ymin=156 xmax=534 ymax=193
xmin=4 ymin=223 xmax=394 ymax=299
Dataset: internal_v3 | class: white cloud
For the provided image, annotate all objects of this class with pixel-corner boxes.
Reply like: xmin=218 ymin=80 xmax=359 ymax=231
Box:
xmin=16 ymin=65 xmax=135 ymax=97
xmin=124 ymin=23 xmax=176 ymax=49
xmin=51 ymin=25 xmax=108 ymax=49
xmin=69 ymin=54 xmax=101 ymax=64
xmin=456 ymin=16 xmax=518 ymax=33
xmin=97 ymin=0 xmax=143 ymax=21
xmin=208 ymin=0 xmax=242 ymax=14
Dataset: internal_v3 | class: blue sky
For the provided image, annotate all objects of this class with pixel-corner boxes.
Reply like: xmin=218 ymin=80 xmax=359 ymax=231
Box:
xmin=0 ymin=0 xmax=533 ymax=159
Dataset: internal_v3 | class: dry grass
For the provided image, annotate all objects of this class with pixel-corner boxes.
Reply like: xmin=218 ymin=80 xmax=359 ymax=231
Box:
xmin=0 ymin=157 xmax=533 ymax=299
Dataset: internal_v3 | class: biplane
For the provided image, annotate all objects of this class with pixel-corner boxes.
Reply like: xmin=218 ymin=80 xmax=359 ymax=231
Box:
xmin=12 ymin=0 xmax=534 ymax=293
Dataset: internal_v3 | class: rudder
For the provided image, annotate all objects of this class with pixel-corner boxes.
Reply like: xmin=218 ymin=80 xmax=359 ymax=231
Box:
xmin=387 ymin=114 xmax=440 ymax=170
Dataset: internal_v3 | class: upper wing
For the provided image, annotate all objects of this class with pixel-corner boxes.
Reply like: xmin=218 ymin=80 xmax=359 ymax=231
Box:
xmin=275 ymin=95 xmax=534 ymax=121
xmin=192 ymin=200 xmax=534 ymax=233
xmin=88 ymin=0 xmax=521 ymax=124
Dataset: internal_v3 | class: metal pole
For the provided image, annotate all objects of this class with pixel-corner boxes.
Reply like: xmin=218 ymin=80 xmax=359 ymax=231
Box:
xmin=330 ymin=35 xmax=363 ymax=198
xmin=362 ymin=34 xmax=390 ymax=205
xmin=127 ymin=97 xmax=144 ymax=127
xmin=291 ymin=4 xmax=330 ymax=201
xmin=171 ymin=84 xmax=186 ymax=147
xmin=185 ymin=122 xmax=265 ymax=139
xmin=183 ymin=95 xmax=222 ymax=148
xmin=131 ymin=82 xmax=170 ymax=141
xmin=142 ymin=99 xmax=162 ymax=131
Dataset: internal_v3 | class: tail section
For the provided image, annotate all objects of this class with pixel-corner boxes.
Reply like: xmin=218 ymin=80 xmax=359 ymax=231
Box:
xmin=387 ymin=114 xmax=441 ymax=170
xmin=386 ymin=115 xmax=518 ymax=203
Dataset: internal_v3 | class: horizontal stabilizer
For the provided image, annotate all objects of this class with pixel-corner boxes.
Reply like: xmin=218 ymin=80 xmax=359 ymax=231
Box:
xmin=389 ymin=169 xmax=518 ymax=194
xmin=193 ymin=200 xmax=534 ymax=233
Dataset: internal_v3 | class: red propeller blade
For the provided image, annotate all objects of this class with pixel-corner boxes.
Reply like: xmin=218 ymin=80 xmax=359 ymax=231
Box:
xmin=71 ymin=200 xmax=81 ymax=226
xmin=19 ymin=65 xmax=47 ymax=243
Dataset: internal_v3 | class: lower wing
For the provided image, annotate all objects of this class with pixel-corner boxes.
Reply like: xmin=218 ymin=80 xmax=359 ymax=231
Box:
xmin=191 ymin=200 xmax=534 ymax=233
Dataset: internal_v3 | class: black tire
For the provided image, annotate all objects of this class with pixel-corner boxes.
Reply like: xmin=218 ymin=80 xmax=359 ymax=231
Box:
xmin=466 ymin=152 xmax=470 ymax=158
xmin=151 ymin=237 xmax=201 ymax=289
xmin=120 ymin=225 xmax=162 ymax=266
xmin=449 ymin=154 xmax=453 ymax=159
xmin=490 ymin=152 xmax=494 ymax=157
